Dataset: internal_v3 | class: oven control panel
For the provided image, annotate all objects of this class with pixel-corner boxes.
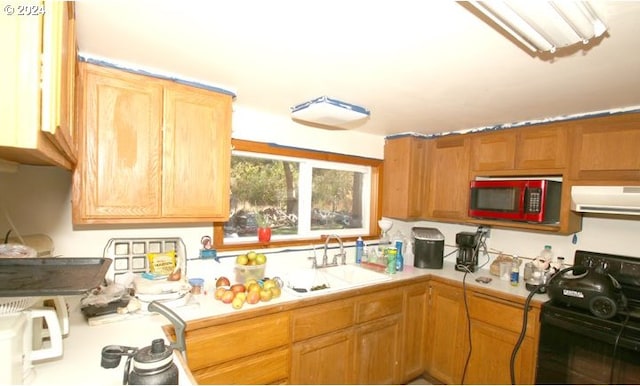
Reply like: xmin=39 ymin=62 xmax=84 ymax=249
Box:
xmin=575 ymin=250 xmax=640 ymax=287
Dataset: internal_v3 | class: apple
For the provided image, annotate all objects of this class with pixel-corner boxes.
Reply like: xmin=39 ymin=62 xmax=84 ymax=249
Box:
xmin=270 ymin=286 xmax=282 ymax=299
xmin=247 ymin=282 xmax=262 ymax=293
xmin=231 ymin=296 xmax=245 ymax=310
xmin=246 ymin=290 xmax=260 ymax=304
xmin=245 ymin=278 xmax=258 ymax=287
xmin=216 ymin=276 xmax=230 ymax=287
xmin=262 ymin=279 xmax=277 ymax=291
xmin=221 ymin=290 xmax=235 ymax=304
xmin=214 ymin=286 xmax=226 ymax=300
xmin=255 ymin=253 xmax=267 ymax=265
xmin=230 ymin=283 xmax=246 ymax=294
xmin=259 ymin=288 xmax=273 ymax=302
xmin=235 ymin=292 xmax=247 ymax=302
xmin=247 ymin=251 xmax=257 ymax=261
xmin=236 ymin=254 xmax=249 ymax=265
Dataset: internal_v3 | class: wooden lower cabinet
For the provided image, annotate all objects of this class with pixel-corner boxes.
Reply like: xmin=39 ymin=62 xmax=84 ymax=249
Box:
xmin=290 ymin=299 xmax=355 ymax=384
xmin=291 ymin=329 xmax=354 ymax=384
xmin=185 ymin=312 xmax=290 ymax=385
xmin=354 ymin=314 xmax=402 ymax=384
xmin=465 ymin=320 xmax=537 ymax=385
xmin=466 ymin=291 xmax=540 ymax=384
xmin=182 ymin=278 xmax=539 ymax=385
xmin=424 ymin=281 xmax=469 ymax=385
xmin=193 ymin=347 xmax=289 ymax=385
xmin=400 ymin=283 xmax=428 ymax=383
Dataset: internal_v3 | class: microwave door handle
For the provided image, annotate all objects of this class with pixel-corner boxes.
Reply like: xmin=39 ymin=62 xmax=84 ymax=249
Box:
xmin=521 ymin=187 xmax=530 ymax=215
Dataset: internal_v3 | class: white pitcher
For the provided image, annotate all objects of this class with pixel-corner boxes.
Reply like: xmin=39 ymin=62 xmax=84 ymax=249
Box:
xmin=0 ymin=308 xmax=63 ymax=384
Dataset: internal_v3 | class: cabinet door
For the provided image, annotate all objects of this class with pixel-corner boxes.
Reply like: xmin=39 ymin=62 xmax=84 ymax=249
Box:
xmin=464 ymin=320 xmax=537 ymax=385
xmin=75 ymin=64 xmax=163 ymax=220
xmin=382 ymin=136 xmax=428 ymax=219
xmin=193 ymin=347 xmax=289 ymax=385
xmin=41 ymin=1 xmax=77 ymax=164
xmin=400 ymin=283 xmax=428 ymax=383
xmin=0 ymin=3 xmax=73 ymax=169
xmin=515 ymin=124 xmax=568 ymax=170
xmin=426 ymin=136 xmax=471 ymax=220
xmin=354 ymin=314 xmax=402 ymax=385
xmin=162 ymin=86 xmax=232 ymax=219
xmin=291 ymin=329 xmax=354 ymax=385
xmin=470 ymin=130 xmax=516 ymax=172
xmin=570 ymin=115 xmax=640 ymax=181
xmin=425 ymin=281 xmax=469 ymax=385
xmin=467 ymin=291 xmax=540 ymax=384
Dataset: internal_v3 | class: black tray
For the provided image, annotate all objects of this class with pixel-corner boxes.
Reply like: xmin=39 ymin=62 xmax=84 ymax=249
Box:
xmin=0 ymin=258 xmax=112 ymax=297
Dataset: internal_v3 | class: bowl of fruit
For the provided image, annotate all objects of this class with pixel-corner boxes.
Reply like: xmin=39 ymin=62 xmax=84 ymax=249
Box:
xmin=234 ymin=250 xmax=267 ymax=283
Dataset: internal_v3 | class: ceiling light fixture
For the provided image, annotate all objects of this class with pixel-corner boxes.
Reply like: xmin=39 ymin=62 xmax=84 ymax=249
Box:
xmin=468 ymin=1 xmax=608 ymax=53
xmin=290 ymin=96 xmax=370 ymax=127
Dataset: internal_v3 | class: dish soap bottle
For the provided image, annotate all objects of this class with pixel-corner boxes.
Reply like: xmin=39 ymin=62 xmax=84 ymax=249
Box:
xmin=356 ymin=237 xmax=364 ymax=264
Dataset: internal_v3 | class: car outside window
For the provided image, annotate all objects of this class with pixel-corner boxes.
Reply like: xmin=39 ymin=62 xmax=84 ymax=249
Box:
xmin=213 ymin=139 xmax=382 ymax=251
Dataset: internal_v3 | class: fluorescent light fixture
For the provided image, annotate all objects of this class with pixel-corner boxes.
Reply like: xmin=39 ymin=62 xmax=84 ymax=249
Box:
xmin=468 ymin=1 xmax=608 ymax=53
xmin=290 ymin=96 xmax=370 ymax=126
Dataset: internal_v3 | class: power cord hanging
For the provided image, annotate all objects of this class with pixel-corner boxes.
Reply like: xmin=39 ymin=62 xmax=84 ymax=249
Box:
xmin=457 ymin=263 xmax=474 ymax=385
xmin=509 ymin=266 xmax=575 ymax=385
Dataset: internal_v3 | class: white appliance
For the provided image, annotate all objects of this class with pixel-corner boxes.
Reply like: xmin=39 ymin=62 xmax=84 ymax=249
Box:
xmin=0 ymin=308 xmax=63 ymax=384
xmin=571 ymin=186 xmax=640 ymax=216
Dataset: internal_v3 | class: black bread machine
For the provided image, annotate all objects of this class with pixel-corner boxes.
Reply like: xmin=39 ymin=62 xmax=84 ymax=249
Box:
xmin=412 ymin=227 xmax=444 ymax=269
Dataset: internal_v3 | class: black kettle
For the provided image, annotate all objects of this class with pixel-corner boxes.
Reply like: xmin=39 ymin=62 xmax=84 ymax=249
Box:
xmin=101 ymin=301 xmax=187 ymax=385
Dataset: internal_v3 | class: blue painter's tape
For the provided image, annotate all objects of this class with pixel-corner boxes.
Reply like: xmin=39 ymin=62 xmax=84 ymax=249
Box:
xmin=79 ymin=56 xmax=237 ymax=99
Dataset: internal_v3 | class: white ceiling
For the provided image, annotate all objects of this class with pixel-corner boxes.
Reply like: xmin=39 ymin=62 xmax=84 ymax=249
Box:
xmin=74 ymin=1 xmax=640 ymax=137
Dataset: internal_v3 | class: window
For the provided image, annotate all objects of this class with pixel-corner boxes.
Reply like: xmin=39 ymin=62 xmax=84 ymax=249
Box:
xmin=213 ymin=139 xmax=382 ymax=250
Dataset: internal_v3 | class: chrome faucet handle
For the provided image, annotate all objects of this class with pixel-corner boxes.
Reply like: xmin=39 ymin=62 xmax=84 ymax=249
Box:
xmin=308 ymin=255 xmax=318 ymax=269
xmin=322 ymin=253 xmax=329 ymax=267
xmin=339 ymin=252 xmax=347 ymax=265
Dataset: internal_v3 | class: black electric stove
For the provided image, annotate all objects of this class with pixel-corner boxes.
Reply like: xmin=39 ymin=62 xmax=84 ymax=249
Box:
xmin=536 ymin=250 xmax=640 ymax=384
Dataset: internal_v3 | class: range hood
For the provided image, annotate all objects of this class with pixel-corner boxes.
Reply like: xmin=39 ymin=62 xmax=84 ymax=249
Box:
xmin=571 ymin=186 xmax=640 ymax=216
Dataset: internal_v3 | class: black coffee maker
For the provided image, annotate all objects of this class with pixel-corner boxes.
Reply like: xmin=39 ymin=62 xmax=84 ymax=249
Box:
xmin=455 ymin=231 xmax=479 ymax=272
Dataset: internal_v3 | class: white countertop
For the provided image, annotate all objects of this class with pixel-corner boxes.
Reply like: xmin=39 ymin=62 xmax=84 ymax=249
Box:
xmin=31 ymin=260 xmax=547 ymax=385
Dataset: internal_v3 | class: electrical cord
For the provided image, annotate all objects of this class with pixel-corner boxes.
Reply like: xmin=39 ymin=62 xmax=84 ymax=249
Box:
xmin=457 ymin=263 xmax=473 ymax=385
xmin=609 ymin=310 xmax=630 ymax=384
xmin=509 ymin=266 xmax=576 ymax=385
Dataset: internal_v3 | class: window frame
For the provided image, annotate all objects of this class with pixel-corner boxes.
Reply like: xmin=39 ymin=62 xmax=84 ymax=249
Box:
xmin=213 ymin=139 xmax=383 ymax=251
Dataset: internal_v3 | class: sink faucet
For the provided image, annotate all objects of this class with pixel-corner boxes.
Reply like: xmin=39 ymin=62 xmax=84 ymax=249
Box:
xmin=321 ymin=234 xmax=346 ymax=268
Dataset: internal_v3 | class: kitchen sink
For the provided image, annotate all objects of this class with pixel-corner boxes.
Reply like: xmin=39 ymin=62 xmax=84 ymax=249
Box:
xmin=282 ymin=264 xmax=392 ymax=297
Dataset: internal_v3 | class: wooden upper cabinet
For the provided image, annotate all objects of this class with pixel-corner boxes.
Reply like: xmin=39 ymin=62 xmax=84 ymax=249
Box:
xmin=471 ymin=124 xmax=568 ymax=173
xmin=470 ymin=130 xmax=516 ymax=172
xmin=73 ymin=63 xmax=232 ymax=224
xmin=426 ymin=135 xmax=471 ymax=220
xmin=570 ymin=113 xmax=640 ymax=182
xmin=516 ymin=124 xmax=568 ymax=170
xmin=382 ymin=136 xmax=428 ymax=219
xmin=74 ymin=64 xmax=163 ymax=220
xmin=41 ymin=2 xmax=78 ymax=164
xmin=162 ymin=87 xmax=231 ymax=218
xmin=0 ymin=1 xmax=76 ymax=169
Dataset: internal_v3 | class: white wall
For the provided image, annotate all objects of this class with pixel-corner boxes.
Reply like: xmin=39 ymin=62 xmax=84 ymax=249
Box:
xmin=0 ymin=105 xmax=638 ymax=268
